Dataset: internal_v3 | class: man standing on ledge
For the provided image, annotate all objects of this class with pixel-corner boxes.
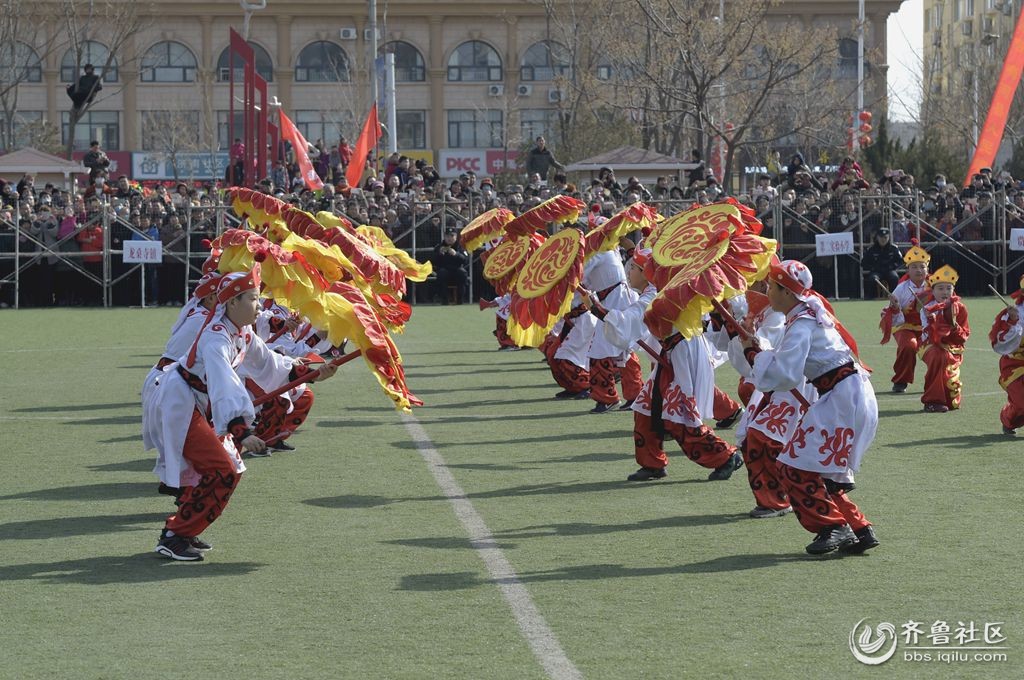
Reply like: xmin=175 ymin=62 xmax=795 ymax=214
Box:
xmin=525 ymin=136 xmax=565 ymax=183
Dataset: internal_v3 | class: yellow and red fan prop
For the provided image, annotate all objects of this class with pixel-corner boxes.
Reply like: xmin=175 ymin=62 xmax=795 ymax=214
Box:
xmin=355 ymin=225 xmax=433 ymax=282
xmin=482 ymin=237 xmax=532 ymax=296
xmin=643 ymin=199 xmax=777 ymax=339
xmin=213 ymin=229 xmax=328 ymax=309
xmin=583 ymin=202 xmax=659 ymax=259
xmin=227 ymin=187 xmax=290 ymax=229
xmin=507 ymin=228 xmax=585 ymax=347
xmin=504 ymin=195 xmax=585 ymax=240
xmin=296 ymin=280 xmax=421 ymax=411
xmin=460 ymin=207 xmax=515 ymax=251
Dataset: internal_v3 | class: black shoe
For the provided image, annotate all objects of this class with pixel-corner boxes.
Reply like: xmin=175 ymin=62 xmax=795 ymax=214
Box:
xmin=892 ymin=382 xmax=908 ymax=393
xmin=627 ymin=466 xmax=667 ymax=481
xmin=749 ymin=505 xmax=793 ymax=519
xmin=244 ymin=448 xmax=273 ymax=458
xmin=554 ymin=389 xmax=584 ymax=400
xmin=708 ymin=452 xmax=743 ymax=481
xmin=589 ymin=401 xmax=618 ymax=414
xmin=1003 ymin=426 xmax=1017 ymax=436
xmin=188 ymin=536 xmax=213 ymax=552
xmin=805 ymin=524 xmax=856 ymax=555
xmin=715 ymin=407 xmax=743 ymax=429
xmin=157 ymin=483 xmax=182 ymax=498
xmin=270 ymin=441 xmax=296 ymax=452
xmin=839 ymin=526 xmax=879 ymax=554
xmin=618 ymin=399 xmax=635 ymax=411
xmin=572 ymin=389 xmax=592 ymax=400
xmin=155 ymin=532 xmax=204 ymax=561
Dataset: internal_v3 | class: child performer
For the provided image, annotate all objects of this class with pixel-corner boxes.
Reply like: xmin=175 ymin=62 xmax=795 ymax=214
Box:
xmin=143 ymin=268 xmax=338 ymax=561
xmin=881 ymin=242 xmax=931 ymax=393
xmin=623 ymin=251 xmax=742 ymax=482
xmin=920 ymin=265 xmax=969 ymax=413
xmin=990 ymin=276 xmax=1024 ymax=435
xmin=581 ymin=249 xmax=637 ymax=413
xmin=547 ymin=292 xmax=596 ymax=399
xmin=479 ymin=294 xmax=520 ymax=351
xmin=708 ymin=287 xmax=815 ymax=519
xmin=745 ymin=260 xmax=879 ymax=555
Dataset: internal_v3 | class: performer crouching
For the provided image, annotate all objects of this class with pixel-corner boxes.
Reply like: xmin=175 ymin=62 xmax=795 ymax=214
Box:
xmin=745 ymin=260 xmax=879 ymax=555
xmin=143 ymin=267 xmax=337 ymax=561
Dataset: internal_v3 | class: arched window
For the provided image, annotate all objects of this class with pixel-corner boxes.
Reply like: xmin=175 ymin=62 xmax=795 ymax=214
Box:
xmin=61 ymin=41 xmax=117 ymax=82
xmin=295 ymin=41 xmax=350 ymax=82
xmin=520 ymin=41 xmax=571 ymax=82
xmin=140 ymin=41 xmax=197 ymax=82
xmin=837 ymin=38 xmax=870 ymax=79
xmin=216 ymin=42 xmax=274 ymax=82
xmin=0 ymin=42 xmax=42 ymax=83
xmin=447 ymin=41 xmax=502 ymax=82
xmin=381 ymin=41 xmax=425 ymax=82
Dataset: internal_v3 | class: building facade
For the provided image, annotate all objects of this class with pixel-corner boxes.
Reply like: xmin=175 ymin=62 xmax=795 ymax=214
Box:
xmin=4 ymin=0 xmax=904 ymax=176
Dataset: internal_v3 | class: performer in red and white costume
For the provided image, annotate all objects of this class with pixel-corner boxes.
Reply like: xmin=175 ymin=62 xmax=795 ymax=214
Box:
xmin=880 ymin=243 xmax=930 ymax=393
xmin=919 ymin=265 xmax=969 ymax=413
xmin=143 ymin=268 xmax=337 ymax=561
xmin=626 ymin=251 xmax=742 ymax=482
xmin=745 ymin=260 xmax=879 ymax=555
xmin=708 ymin=287 xmax=816 ymax=519
xmin=581 ymin=249 xmax=640 ymax=413
xmin=547 ymin=291 xmax=596 ymax=399
xmin=990 ymin=275 xmax=1024 ymax=435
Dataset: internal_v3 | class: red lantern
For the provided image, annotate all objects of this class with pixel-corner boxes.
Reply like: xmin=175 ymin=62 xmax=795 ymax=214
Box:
xmin=859 ymin=110 xmax=873 ymax=122
xmin=859 ymin=123 xmax=873 ymax=133
xmin=861 ymin=135 xmax=873 ymax=146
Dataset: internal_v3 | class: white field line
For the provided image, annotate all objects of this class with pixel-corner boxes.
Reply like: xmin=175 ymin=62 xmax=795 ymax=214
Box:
xmin=400 ymin=413 xmax=583 ymax=680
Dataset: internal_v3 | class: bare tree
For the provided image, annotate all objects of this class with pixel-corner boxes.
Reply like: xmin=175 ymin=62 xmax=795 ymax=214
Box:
xmin=60 ymin=0 xmax=147 ymax=157
xmin=538 ymin=0 xmax=870 ymax=186
xmin=140 ymin=109 xmax=204 ymax=181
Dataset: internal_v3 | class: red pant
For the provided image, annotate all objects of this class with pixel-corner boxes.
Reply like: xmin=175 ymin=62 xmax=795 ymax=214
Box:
xmin=540 ymin=336 xmax=560 ymax=363
xmin=712 ymin=385 xmax=741 ymax=420
xmin=737 ymin=378 xmax=755 ymax=407
xmin=166 ymin=409 xmax=242 ymax=538
xmin=921 ymin=345 xmax=963 ymax=409
xmin=633 ymin=411 xmax=734 ymax=470
xmin=891 ymin=329 xmax=920 ymax=385
xmin=1001 ymin=378 xmax=1024 ymax=430
xmin=621 ymin=352 xmax=643 ymax=402
xmin=742 ymin=429 xmax=789 ymax=510
xmin=550 ymin=358 xmax=590 ymax=393
xmin=495 ymin=317 xmax=517 ymax=349
xmin=590 ymin=358 xmax=621 ymax=404
xmin=778 ymin=464 xmax=869 ymax=533
xmin=254 ymin=388 xmax=315 ymax=446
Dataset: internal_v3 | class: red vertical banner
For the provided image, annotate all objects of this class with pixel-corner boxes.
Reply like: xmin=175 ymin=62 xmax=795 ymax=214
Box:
xmin=279 ymin=111 xmax=325 ymax=190
xmin=346 ymin=103 xmax=383 ymax=189
xmin=964 ymin=9 xmax=1024 ymax=185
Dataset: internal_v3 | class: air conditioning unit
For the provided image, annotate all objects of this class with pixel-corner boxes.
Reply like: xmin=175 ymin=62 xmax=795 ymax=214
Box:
xmin=962 ymin=20 xmax=973 ymax=36
xmin=933 ymin=32 xmax=942 ymax=47
xmin=488 ymin=84 xmax=504 ymax=97
xmin=339 ymin=28 xmax=358 ymax=40
xmin=547 ymin=87 xmax=565 ymax=103
xmin=516 ymin=84 xmax=533 ymax=97
xmin=364 ymin=28 xmax=381 ymax=42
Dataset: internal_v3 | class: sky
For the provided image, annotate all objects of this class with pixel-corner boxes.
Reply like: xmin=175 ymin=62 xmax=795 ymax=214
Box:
xmin=887 ymin=0 xmax=923 ymax=122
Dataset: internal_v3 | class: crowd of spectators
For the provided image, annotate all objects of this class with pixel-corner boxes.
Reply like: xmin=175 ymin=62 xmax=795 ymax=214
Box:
xmin=5 ymin=136 xmax=1024 ymax=307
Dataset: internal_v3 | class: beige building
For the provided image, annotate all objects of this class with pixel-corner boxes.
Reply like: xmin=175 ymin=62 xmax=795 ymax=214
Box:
xmin=4 ymin=0 xmax=905 ymax=175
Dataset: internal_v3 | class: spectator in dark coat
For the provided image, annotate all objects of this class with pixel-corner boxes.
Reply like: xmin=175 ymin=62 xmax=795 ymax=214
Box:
xmin=524 ymin=136 xmax=564 ymax=181
xmin=861 ymin=228 xmax=902 ymax=298
xmin=432 ymin=229 xmax=470 ymax=304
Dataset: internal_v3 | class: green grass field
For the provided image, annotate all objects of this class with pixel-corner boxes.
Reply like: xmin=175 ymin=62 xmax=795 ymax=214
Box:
xmin=0 ymin=299 xmax=1021 ymax=679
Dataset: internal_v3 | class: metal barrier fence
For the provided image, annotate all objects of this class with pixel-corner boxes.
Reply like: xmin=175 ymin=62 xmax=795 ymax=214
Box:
xmin=1 ymin=192 xmax=1019 ymax=309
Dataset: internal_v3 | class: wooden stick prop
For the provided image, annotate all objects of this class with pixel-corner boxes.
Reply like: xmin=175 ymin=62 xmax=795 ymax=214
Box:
xmin=637 ymin=339 xmax=670 ymax=369
xmin=710 ymin=297 xmax=810 ymax=409
xmin=252 ymin=349 xmax=361 ymax=406
xmin=989 ymin=284 xmax=1014 ymax=308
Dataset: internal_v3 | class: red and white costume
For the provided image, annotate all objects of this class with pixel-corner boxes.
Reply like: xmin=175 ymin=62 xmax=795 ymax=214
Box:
xmin=585 ymin=250 xmax=642 ymax=405
xmin=750 ymin=260 xmax=877 ymax=536
xmin=990 ymin=294 xmax=1024 ymax=432
xmin=885 ymin=278 xmax=928 ymax=386
xmin=143 ymin=270 xmax=302 ymax=540
xmin=548 ymin=292 xmax=596 ymax=394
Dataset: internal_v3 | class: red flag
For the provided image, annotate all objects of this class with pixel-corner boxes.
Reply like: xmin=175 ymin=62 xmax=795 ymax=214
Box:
xmin=279 ymin=110 xmax=324 ymax=190
xmin=346 ymin=103 xmax=382 ymax=189
xmin=964 ymin=8 xmax=1024 ymax=185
